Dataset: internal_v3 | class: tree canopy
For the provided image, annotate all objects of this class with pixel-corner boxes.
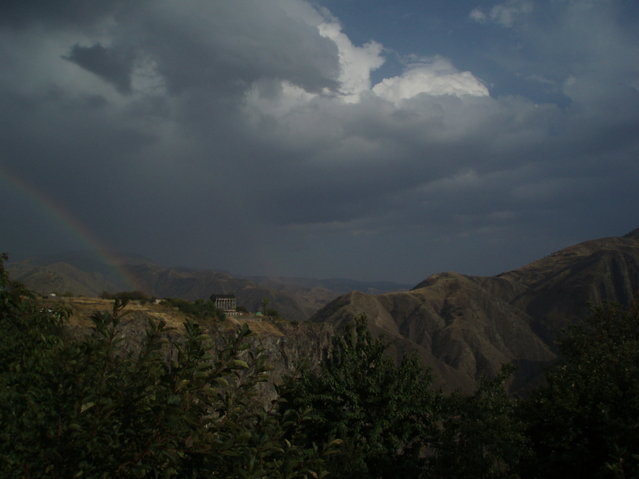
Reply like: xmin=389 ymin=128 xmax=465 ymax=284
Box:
xmin=277 ymin=316 xmax=439 ymax=478
xmin=522 ymin=301 xmax=639 ymax=479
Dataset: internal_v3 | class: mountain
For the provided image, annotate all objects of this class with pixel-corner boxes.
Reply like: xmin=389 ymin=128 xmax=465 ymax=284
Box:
xmin=311 ymin=228 xmax=639 ymax=392
xmin=244 ymin=276 xmax=411 ymax=296
xmin=4 ymin=252 xmax=155 ymax=296
xmin=122 ymin=262 xmax=329 ymax=322
xmin=6 ymin=258 xmax=122 ymax=297
xmin=9 ymin=229 xmax=639 ymax=392
xmin=5 ymin=254 xmax=407 ymax=322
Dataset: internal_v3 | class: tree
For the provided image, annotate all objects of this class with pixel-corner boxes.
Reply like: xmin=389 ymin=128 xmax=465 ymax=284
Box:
xmin=431 ymin=366 xmax=530 ymax=479
xmin=0 ymin=254 xmax=331 ymax=478
xmin=258 ymin=297 xmax=279 ymax=319
xmin=522 ymin=302 xmax=639 ymax=479
xmin=261 ymin=297 xmax=270 ymax=315
xmin=101 ymin=290 xmax=150 ymax=302
xmin=277 ymin=315 xmax=440 ymax=478
xmin=162 ymin=297 xmax=225 ymax=320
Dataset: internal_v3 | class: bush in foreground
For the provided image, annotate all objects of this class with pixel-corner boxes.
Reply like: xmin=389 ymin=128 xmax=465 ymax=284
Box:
xmin=0 ymin=254 xmax=332 ymax=478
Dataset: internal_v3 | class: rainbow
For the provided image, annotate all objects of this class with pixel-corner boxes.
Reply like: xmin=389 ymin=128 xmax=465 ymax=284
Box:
xmin=1 ymin=164 xmax=138 ymax=291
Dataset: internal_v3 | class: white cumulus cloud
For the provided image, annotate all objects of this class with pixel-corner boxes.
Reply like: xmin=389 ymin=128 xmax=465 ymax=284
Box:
xmin=318 ymin=21 xmax=385 ymax=102
xmin=371 ymin=57 xmax=489 ymax=105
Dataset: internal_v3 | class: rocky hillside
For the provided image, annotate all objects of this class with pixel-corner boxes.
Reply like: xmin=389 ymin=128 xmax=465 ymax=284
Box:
xmin=58 ymin=296 xmax=336 ymax=402
xmin=311 ymin=228 xmax=639 ymax=392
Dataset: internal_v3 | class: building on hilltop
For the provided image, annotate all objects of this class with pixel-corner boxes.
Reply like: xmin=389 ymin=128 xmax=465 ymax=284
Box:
xmin=210 ymin=294 xmax=238 ymax=316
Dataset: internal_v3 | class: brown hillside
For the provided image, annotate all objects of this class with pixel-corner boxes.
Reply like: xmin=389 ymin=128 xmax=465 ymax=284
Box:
xmin=8 ymin=259 xmax=406 ymax=322
xmin=51 ymin=296 xmax=335 ymax=401
xmin=311 ymin=229 xmax=639 ymax=393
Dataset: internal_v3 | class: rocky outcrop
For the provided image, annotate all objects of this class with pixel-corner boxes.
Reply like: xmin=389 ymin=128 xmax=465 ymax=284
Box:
xmin=311 ymin=230 xmax=639 ymax=393
xmin=61 ymin=297 xmax=336 ymax=403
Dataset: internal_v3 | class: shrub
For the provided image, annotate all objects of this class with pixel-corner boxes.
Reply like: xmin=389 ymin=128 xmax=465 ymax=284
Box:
xmin=0 ymin=254 xmax=331 ymax=478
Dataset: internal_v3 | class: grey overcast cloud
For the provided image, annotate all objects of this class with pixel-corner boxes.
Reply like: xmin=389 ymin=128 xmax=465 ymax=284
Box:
xmin=1 ymin=0 xmax=638 ymax=283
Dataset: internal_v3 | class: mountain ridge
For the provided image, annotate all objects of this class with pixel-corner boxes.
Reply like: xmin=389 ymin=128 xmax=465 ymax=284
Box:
xmin=7 ymin=229 xmax=639 ymax=392
xmin=311 ymin=229 xmax=639 ymax=392
xmin=6 ymin=254 xmax=408 ymax=322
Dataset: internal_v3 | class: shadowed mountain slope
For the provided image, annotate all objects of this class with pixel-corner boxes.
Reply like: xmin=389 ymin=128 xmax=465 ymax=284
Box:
xmin=311 ymin=229 xmax=639 ymax=392
xmin=6 ymin=259 xmax=122 ymax=297
xmin=6 ymin=255 xmax=407 ymax=322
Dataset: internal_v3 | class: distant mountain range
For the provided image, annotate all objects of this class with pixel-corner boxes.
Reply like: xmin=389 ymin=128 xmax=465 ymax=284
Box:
xmin=311 ymin=228 xmax=639 ymax=392
xmin=6 ymin=254 xmax=409 ymax=322
xmin=7 ymin=229 xmax=639 ymax=393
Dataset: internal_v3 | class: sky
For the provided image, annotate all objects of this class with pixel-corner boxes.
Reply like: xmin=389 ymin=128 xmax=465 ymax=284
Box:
xmin=1 ymin=0 xmax=639 ymax=284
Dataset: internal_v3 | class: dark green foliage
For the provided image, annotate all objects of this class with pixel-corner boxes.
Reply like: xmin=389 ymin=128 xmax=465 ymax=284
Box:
xmin=162 ymin=297 xmax=225 ymax=320
xmin=522 ymin=302 xmax=639 ymax=479
xmin=0 ymin=254 xmax=329 ymax=478
xmin=260 ymin=297 xmax=280 ymax=319
xmin=101 ymin=290 xmax=150 ymax=302
xmin=264 ymin=308 xmax=281 ymax=319
xmin=277 ymin=316 xmax=440 ymax=478
xmin=431 ymin=365 xmax=529 ymax=479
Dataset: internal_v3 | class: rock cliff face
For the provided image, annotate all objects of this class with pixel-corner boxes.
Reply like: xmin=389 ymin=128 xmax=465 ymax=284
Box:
xmin=311 ymin=229 xmax=639 ymax=392
xmin=61 ymin=297 xmax=336 ymax=403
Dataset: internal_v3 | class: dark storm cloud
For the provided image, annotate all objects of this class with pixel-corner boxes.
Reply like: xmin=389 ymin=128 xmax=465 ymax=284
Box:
xmin=0 ymin=0 xmax=133 ymax=29
xmin=130 ymin=1 xmax=339 ymax=97
xmin=2 ymin=0 xmax=638 ymax=282
xmin=64 ymin=43 xmax=135 ymax=93
xmin=240 ymin=93 xmax=565 ymax=225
